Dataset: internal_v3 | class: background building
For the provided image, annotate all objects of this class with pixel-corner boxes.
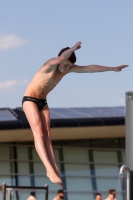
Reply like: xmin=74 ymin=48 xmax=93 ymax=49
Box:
xmin=0 ymin=106 xmax=126 ymax=200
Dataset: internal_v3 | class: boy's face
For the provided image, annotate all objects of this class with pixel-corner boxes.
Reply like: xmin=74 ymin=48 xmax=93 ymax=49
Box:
xmin=96 ymin=195 xmax=102 ymax=200
xmin=108 ymin=194 xmax=115 ymax=200
xmin=58 ymin=192 xmax=64 ymax=199
xmin=58 ymin=60 xmax=73 ymax=73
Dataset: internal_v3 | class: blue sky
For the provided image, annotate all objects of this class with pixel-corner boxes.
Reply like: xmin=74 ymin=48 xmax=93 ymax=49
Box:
xmin=0 ymin=0 xmax=132 ymax=108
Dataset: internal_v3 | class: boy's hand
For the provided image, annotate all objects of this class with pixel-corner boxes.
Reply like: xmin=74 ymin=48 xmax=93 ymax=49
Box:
xmin=114 ymin=65 xmax=129 ymax=72
xmin=73 ymin=42 xmax=82 ymax=51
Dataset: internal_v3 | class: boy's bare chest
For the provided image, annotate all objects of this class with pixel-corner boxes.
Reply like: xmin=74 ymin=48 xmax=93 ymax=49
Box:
xmin=37 ymin=70 xmax=64 ymax=88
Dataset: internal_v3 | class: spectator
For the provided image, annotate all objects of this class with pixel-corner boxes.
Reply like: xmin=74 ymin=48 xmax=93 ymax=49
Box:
xmin=95 ymin=193 xmax=102 ymax=200
xmin=27 ymin=192 xmax=37 ymax=200
xmin=105 ymin=189 xmax=117 ymax=200
xmin=53 ymin=189 xmax=64 ymax=200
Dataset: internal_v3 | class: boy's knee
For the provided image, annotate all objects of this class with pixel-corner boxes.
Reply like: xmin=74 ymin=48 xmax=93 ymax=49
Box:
xmin=33 ymin=129 xmax=44 ymax=138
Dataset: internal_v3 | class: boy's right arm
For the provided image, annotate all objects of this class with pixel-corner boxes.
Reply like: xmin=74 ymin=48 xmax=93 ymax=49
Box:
xmin=60 ymin=41 xmax=81 ymax=60
xmin=43 ymin=42 xmax=82 ymax=71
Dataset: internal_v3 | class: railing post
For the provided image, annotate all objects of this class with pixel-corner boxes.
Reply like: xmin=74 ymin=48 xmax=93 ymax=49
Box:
xmin=45 ymin=184 xmax=48 ymax=200
xmin=2 ymin=183 xmax=6 ymax=200
xmin=126 ymin=91 xmax=133 ymax=200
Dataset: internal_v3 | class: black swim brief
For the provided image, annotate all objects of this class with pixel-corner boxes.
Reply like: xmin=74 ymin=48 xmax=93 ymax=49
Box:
xmin=22 ymin=96 xmax=47 ymax=111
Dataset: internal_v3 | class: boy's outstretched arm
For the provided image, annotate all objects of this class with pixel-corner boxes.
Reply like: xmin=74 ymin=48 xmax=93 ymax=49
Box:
xmin=70 ymin=64 xmax=129 ymax=73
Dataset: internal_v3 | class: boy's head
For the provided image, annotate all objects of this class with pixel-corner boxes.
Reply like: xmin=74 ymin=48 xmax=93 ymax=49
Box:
xmin=58 ymin=47 xmax=76 ymax=64
xmin=57 ymin=189 xmax=64 ymax=199
xmin=30 ymin=192 xmax=35 ymax=197
xmin=108 ymin=189 xmax=116 ymax=199
xmin=108 ymin=189 xmax=116 ymax=196
xmin=95 ymin=193 xmax=102 ymax=200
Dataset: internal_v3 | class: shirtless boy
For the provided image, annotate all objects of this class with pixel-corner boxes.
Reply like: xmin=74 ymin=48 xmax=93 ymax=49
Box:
xmin=22 ymin=41 xmax=128 ymax=187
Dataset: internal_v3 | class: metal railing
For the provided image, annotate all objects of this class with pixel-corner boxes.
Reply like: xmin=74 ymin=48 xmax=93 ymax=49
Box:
xmin=119 ymin=165 xmax=130 ymax=200
xmin=0 ymin=183 xmax=49 ymax=200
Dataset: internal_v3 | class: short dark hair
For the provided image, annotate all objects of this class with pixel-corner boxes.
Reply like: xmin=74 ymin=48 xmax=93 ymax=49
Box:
xmin=95 ymin=193 xmax=102 ymax=197
xmin=58 ymin=47 xmax=76 ymax=63
xmin=57 ymin=189 xmax=64 ymax=194
xmin=30 ymin=192 xmax=35 ymax=196
xmin=108 ymin=189 xmax=116 ymax=197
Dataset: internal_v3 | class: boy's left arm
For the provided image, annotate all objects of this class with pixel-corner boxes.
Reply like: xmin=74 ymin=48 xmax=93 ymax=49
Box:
xmin=69 ymin=64 xmax=129 ymax=73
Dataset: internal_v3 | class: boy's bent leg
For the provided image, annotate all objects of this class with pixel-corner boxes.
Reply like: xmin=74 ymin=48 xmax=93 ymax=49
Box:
xmin=22 ymin=101 xmax=62 ymax=187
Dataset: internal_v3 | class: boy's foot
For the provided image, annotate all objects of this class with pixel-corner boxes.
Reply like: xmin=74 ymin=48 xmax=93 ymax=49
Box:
xmin=46 ymin=171 xmax=63 ymax=187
